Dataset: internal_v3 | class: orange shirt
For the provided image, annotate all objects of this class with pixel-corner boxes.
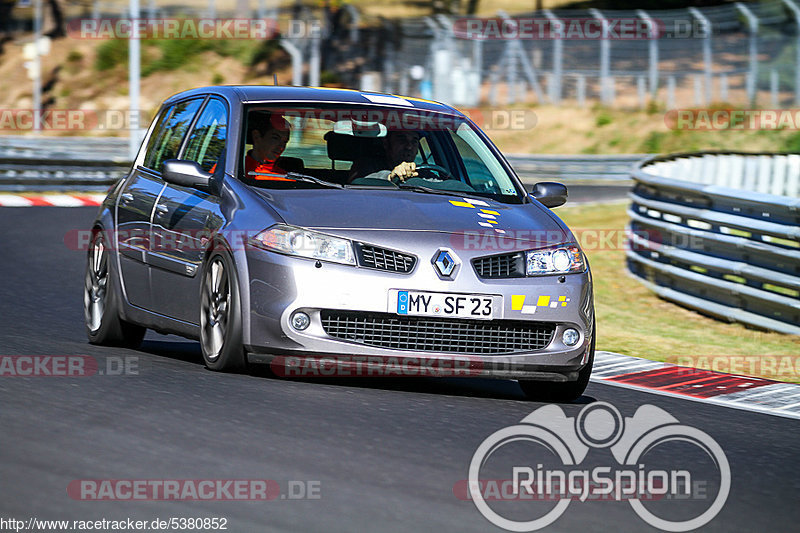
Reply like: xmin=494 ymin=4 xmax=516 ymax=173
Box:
xmin=245 ymin=152 xmax=290 ymax=181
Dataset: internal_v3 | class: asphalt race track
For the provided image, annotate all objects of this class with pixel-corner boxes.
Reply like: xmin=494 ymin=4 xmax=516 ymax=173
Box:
xmin=1 ymin=206 xmax=798 ymax=532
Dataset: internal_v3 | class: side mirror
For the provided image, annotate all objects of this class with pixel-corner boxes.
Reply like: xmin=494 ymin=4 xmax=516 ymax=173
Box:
xmin=162 ymin=159 xmax=215 ymax=192
xmin=530 ymin=181 xmax=568 ymax=208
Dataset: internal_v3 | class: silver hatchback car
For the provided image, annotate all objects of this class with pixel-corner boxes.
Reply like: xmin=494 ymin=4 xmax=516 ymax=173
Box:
xmin=85 ymin=86 xmax=594 ymax=401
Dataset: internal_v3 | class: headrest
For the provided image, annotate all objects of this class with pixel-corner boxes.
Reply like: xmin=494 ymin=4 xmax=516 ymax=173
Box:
xmin=324 ymin=131 xmax=383 ymax=162
xmin=275 ymin=156 xmax=304 ymax=173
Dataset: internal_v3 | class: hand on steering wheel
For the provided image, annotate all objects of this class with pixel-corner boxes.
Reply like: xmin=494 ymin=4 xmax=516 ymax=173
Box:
xmin=414 ymin=163 xmax=454 ymax=180
xmin=388 ymin=161 xmax=418 ymax=182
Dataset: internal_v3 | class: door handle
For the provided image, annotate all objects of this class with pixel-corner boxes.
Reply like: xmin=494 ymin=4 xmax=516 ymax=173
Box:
xmin=120 ymin=192 xmax=134 ymax=204
xmin=155 ymin=203 xmax=169 ymax=217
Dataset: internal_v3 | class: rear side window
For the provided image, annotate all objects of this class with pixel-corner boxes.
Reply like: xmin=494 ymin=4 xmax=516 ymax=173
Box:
xmin=143 ymin=98 xmax=203 ymax=172
xmin=183 ymin=99 xmax=228 ymax=173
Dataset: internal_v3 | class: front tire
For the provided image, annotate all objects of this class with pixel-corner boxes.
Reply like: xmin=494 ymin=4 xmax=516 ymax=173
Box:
xmin=200 ymin=249 xmax=247 ymax=372
xmin=519 ymin=324 xmax=595 ymax=403
xmin=84 ymin=231 xmax=146 ymax=348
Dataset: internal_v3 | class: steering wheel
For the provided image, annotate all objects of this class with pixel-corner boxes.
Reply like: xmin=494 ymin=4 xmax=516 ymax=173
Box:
xmin=414 ymin=163 xmax=454 ymax=181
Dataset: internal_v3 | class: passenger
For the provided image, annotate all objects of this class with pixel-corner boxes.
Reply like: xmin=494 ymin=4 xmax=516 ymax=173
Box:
xmin=245 ymin=112 xmax=292 ymax=180
xmin=349 ymin=130 xmax=421 ymax=183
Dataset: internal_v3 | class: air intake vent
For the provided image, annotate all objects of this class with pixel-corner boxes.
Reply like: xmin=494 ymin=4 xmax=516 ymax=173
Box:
xmin=321 ymin=310 xmax=555 ymax=354
xmin=472 ymin=252 xmax=525 ymax=279
xmin=355 ymin=243 xmax=416 ymax=273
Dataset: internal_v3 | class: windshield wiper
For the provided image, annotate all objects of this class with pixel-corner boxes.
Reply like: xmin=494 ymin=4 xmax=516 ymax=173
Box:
xmin=285 ymin=172 xmax=344 ymax=188
xmin=396 ymin=183 xmax=464 ymax=196
xmin=249 ymin=171 xmax=344 ymax=189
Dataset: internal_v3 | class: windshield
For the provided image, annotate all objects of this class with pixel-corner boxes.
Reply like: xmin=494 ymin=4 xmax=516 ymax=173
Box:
xmin=239 ymin=104 xmax=523 ymax=202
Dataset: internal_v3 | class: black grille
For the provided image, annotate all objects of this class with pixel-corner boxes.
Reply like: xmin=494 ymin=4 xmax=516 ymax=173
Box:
xmin=472 ymin=252 xmax=525 ymax=279
xmin=320 ymin=310 xmax=555 ymax=354
xmin=356 ymin=243 xmax=416 ymax=273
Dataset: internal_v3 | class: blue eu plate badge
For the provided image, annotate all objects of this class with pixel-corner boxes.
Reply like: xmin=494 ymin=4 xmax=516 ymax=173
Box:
xmin=397 ymin=291 xmax=409 ymax=314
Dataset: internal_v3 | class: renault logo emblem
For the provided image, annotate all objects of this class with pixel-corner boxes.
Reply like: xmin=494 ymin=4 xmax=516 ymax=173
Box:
xmin=433 ymin=249 xmax=458 ymax=278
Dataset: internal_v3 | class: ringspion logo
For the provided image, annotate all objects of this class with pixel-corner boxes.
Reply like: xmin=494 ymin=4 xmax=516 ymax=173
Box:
xmin=467 ymin=402 xmax=729 ymax=531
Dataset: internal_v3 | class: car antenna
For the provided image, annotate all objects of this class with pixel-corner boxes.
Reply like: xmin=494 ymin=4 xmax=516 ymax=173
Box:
xmin=273 ymin=74 xmax=278 ymax=86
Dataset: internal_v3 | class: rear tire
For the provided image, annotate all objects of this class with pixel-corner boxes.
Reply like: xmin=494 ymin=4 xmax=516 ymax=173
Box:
xmin=519 ymin=324 xmax=595 ymax=403
xmin=199 ymin=249 xmax=247 ymax=372
xmin=84 ymin=231 xmax=146 ymax=348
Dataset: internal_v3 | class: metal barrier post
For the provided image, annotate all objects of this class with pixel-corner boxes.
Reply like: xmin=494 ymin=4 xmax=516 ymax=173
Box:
xmin=309 ymin=28 xmax=321 ymax=87
xmin=472 ymin=37 xmax=483 ymax=101
xmin=782 ymin=0 xmax=800 ymax=105
xmin=341 ymin=4 xmax=359 ymax=44
xmin=589 ymin=9 xmax=611 ymax=105
xmin=498 ymin=11 xmax=544 ymax=103
xmin=32 ymin=0 xmax=42 ymax=133
xmin=771 ymin=69 xmax=779 ymax=107
xmin=637 ymin=9 xmax=659 ymax=99
xmin=694 ymin=75 xmax=703 ymax=106
xmin=667 ymin=75 xmax=676 ymax=108
xmin=637 ymin=76 xmax=646 ymax=108
xmin=280 ymin=40 xmax=303 ymax=86
xmin=128 ymin=0 xmax=141 ymax=160
xmin=544 ymin=10 xmax=563 ymax=105
xmin=576 ymin=74 xmax=586 ymax=107
xmin=736 ymin=3 xmax=759 ymax=106
xmin=689 ymin=7 xmax=712 ymax=105
xmin=721 ymin=73 xmax=729 ymax=101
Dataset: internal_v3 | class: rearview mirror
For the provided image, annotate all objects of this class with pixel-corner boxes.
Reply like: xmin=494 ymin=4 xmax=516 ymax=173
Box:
xmin=530 ymin=181 xmax=568 ymax=208
xmin=162 ymin=160 xmax=215 ymax=192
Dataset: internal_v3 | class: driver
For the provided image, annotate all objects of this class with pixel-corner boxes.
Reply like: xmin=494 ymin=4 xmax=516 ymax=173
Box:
xmin=349 ymin=130 xmax=421 ymax=183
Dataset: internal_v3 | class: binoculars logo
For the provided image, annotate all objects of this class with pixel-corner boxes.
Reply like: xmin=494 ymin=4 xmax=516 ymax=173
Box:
xmin=468 ymin=402 xmax=730 ymax=532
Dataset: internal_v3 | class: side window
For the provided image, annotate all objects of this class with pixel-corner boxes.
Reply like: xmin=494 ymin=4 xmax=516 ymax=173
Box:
xmin=183 ymin=99 xmax=228 ymax=173
xmin=141 ymin=107 xmax=171 ymax=166
xmin=143 ymin=98 xmax=203 ymax=172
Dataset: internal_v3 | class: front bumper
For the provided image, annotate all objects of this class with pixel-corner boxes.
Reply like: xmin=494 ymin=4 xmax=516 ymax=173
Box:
xmin=242 ymin=237 xmax=594 ymax=381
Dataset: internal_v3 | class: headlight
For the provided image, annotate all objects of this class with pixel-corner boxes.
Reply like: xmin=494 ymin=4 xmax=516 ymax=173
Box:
xmin=526 ymin=244 xmax=585 ymax=276
xmin=253 ymin=224 xmax=355 ymax=265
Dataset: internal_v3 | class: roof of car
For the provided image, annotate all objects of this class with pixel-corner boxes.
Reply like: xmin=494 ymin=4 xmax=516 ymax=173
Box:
xmin=164 ymin=85 xmax=464 ymax=116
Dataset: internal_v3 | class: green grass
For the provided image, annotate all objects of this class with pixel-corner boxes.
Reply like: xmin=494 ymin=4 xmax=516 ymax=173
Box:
xmin=557 ymin=202 xmax=800 ymax=382
xmin=94 ymin=37 xmax=279 ymax=76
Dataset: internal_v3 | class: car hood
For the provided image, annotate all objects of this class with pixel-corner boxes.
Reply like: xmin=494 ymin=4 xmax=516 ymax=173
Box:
xmin=253 ymin=188 xmax=569 ymax=244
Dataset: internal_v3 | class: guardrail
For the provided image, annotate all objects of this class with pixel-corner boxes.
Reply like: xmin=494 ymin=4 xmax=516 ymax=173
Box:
xmin=627 ymin=151 xmax=800 ymax=335
xmin=0 ymin=135 xmax=129 ymax=161
xmin=0 ymin=136 xmax=644 ymax=191
xmin=507 ymin=154 xmax=644 ymax=184
xmin=0 ymin=157 xmax=130 ymax=192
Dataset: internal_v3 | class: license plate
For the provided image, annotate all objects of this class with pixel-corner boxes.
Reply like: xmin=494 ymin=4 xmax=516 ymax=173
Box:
xmin=391 ymin=290 xmax=502 ymax=320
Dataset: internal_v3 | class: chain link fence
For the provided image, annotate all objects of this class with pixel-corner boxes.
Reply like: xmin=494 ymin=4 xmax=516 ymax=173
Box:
xmin=6 ymin=0 xmax=800 ymax=109
xmin=368 ymin=0 xmax=800 ymax=109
